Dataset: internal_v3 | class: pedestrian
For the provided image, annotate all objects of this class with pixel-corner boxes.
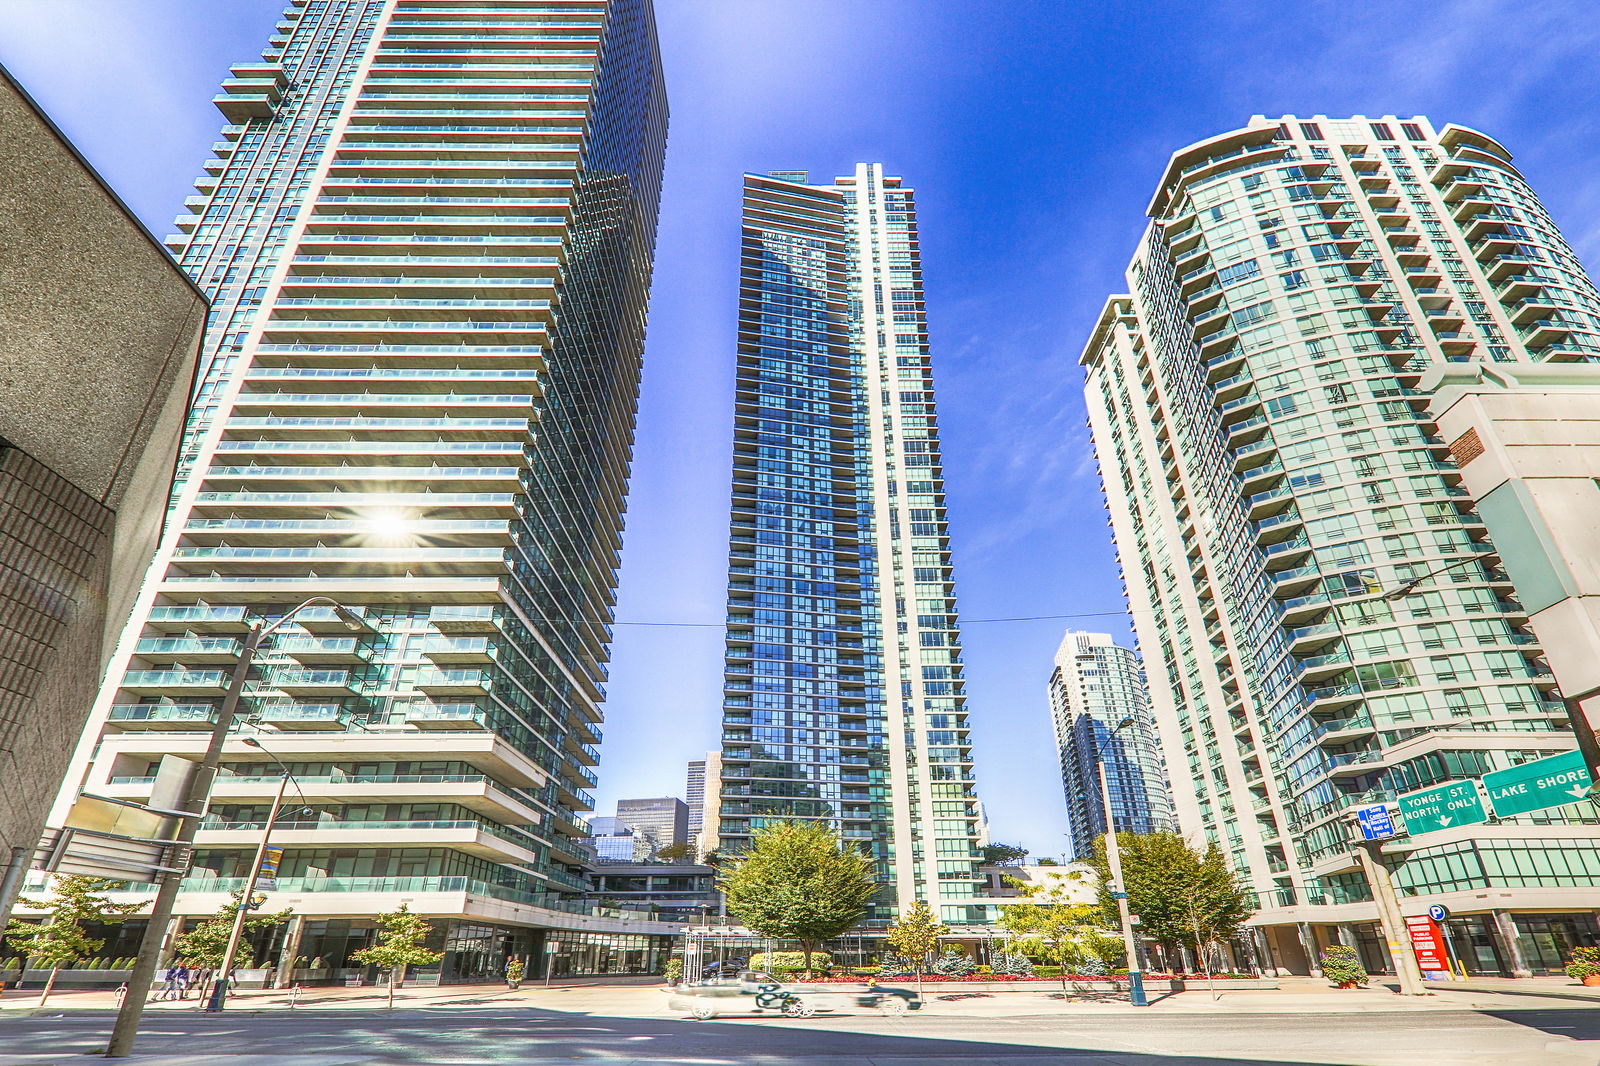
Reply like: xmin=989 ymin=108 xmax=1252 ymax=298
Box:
xmin=175 ymin=962 xmax=192 ymax=1000
xmin=158 ymin=963 xmax=181 ymax=1001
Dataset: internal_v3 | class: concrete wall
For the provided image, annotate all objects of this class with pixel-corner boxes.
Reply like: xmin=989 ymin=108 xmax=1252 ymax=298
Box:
xmin=0 ymin=66 xmax=205 ymax=885
xmin=1425 ymin=362 xmax=1600 ymax=735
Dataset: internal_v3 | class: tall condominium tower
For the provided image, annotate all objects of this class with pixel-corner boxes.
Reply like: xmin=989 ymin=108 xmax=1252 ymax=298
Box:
xmin=1082 ymin=116 xmax=1600 ymax=978
xmin=684 ymin=756 xmax=706 ymax=840
xmin=1048 ymin=631 xmax=1174 ymax=859
xmin=45 ymin=0 xmax=671 ymax=982
xmin=710 ymin=167 xmax=985 ymax=924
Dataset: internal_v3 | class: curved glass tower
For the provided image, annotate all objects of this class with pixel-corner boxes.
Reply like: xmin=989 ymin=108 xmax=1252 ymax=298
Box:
xmin=1083 ymin=116 xmax=1600 ymax=976
xmin=47 ymin=0 xmax=670 ymax=982
xmin=709 ymin=167 xmax=986 ymax=925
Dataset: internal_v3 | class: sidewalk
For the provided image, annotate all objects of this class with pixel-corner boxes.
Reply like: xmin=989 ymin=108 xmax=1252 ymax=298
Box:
xmin=2 ymin=973 xmax=1595 ymax=1017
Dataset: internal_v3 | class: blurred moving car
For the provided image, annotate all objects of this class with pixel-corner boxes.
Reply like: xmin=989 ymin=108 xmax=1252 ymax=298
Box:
xmin=665 ymin=970 xmax=922 ymax=1019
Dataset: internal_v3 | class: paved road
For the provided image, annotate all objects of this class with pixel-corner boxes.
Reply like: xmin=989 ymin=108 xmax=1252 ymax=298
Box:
xmin=0 ymin=1006 xmax=1595 ymax=1065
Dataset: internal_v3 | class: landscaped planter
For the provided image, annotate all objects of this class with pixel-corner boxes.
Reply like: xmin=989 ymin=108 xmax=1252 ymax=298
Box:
xmin=2 ymin=968 xmax=139 ymax=991
xmin=783 ymin=978 xmax=1278 ymax=993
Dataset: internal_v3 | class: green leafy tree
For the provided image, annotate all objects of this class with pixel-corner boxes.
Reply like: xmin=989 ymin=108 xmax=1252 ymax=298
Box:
xmin=884 ymin=899 xmax=947 ymax=990
xmin=653 ymin=842 xmax=696 ymax=863
xmin=997 ymin=876 xmax=1122 ymax=993
xmin=1086 ymin=832 xmax=1252 ymax=962
xmin=351 ymin=904 xmax=443 ymax=1009
xmin=3 ymin=876 xmax=138 ymax=1005
xmin=172 ymin=892 xmax=293 ymax=998
xmin=981 ymin=843 xmax=1029 ymax=866
xmin=718 ymin=822 xmax=877 ymax=978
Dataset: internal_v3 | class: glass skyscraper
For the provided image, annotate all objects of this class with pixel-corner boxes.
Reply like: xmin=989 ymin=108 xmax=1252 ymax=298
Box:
xmin=45 ymin=0 xmax=671 ymax=982
xmin=1049 ymin=631 xmax=1174 ymax=858
xmin=706 ymin=167 xmax=986 ymax=925
xmin=1082 ymin=115 xmax=1600 ymax=977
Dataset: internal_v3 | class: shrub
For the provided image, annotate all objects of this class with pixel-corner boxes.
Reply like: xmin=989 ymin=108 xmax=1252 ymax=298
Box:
xmin=1078 ymin=956 xmax=1107 ymax=978
xmin=992 ymin=952 xmax=1034 ymax=978
xmin=663 ymin=958 xmax=684 ymax=984
xmin=876 ymin=954 xmax=912 ymax=978
xmin=748 ymin=951 xmax=831 ymax=974
xmin=1565 ymin=946 xmax=1600 ymax=982
xmin=1320 ymin=945 xmax=1368 ymax=986
xmin=932 ymin=950 xmax=975 ymax=977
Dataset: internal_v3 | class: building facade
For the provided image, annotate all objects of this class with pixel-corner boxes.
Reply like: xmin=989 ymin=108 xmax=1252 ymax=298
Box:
xmin=42 ymin=0 xmax=674 ymax=981
xmin=1048 ymin=631 xmax=1174 ymax=858
xmin=1424 ymin=361 xmax=1600 ymax=748
xmin=1081 ymin=116 xmax=1600 ymax=977
xmin=685 ymin=758 xmax=706 ymax=842
xmin=615 ymin=796 xmax=688 ymax=853
xmin=0 ymin=66 xmax=207 ymax=920
xmin=709 ymin=167 xmax=986 ymax=925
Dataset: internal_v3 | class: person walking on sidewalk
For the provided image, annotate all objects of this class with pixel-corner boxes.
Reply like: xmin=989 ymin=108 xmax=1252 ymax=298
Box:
xmin=158 ymin=963 xmax=182 ymax=1001
xmin=175 ymin=963 xmax=192 ymax=1000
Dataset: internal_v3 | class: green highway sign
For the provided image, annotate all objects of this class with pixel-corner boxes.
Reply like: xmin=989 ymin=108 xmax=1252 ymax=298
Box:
xmin=1396 ymin=778 xmax=1489 ymax=836
xmin=1481 ymin=750 xmax=1594 ymax=818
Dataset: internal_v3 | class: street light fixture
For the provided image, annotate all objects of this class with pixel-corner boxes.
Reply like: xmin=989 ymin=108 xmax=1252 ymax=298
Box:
xmin=1365 ymin=557 xmax=1598 ymax=996
xmin=205 ymin=736 xmax=296 ymax=1012
xmin=107 ymin=596 xmax=362 ymax=1057
xmin=1095 ymin=716 xmax=1148 ymax=1007
xmin=1378 ymin=557 xmax=1600 ymax=784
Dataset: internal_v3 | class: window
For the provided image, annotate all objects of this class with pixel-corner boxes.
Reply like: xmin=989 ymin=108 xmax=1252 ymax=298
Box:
xmin=1401 ymin=123 xmax=1426 ymax=141
xmin=1370 ymin=123 xmax=1395 ymax=140
xmin=1298 ymin=122 xmax=1324 ymax=139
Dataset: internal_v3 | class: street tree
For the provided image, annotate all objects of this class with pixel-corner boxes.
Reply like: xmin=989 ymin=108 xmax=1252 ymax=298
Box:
xmin=172 ymin=891 xmax=294 ymax=997
xmin=884 ymin=899 xmax=947 ymax=991
xmin=1086 ymin=831 xmax=1253 ymax=966
xmin=718 ymin=822 xmax=877 ymax=978
xmin=350 ymin=904 xmax=444 ymax=1009
xmin=3 ymin=876 xmax=139 ymax=1005
xmin=997 ymin=873 xmax=1122 ymax=993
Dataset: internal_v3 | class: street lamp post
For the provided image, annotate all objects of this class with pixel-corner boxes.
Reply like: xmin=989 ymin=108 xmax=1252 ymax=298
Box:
xmin=205 ymin=755 xmax=291 ymax=1012
xmin=107 ymin=597 xmax=363 ymax=1058
xmin=1096 ymin=717 xmax=1148 ymax=1007
xmin=1381 ymin=553 xmax=1600 ymax=785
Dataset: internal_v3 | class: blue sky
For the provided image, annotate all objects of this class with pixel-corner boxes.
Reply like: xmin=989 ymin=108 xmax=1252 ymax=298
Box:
xmin=6 ymin=0 xmax=1600 ymax=859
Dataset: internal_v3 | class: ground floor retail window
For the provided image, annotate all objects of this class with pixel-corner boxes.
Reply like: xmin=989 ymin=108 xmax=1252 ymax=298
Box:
xmin=543 ymin=931 xmax=668 ymax=977
xmin=1515 ymin=914 xmax=1599 ymax=974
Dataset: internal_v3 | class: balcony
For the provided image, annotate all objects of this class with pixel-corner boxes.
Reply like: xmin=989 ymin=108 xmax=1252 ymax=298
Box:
xmin=1305 ymin=682 xmax=1362 ymax=712
xmin=107 ymin=703 xmax=215 ymax=729
xmin=415 ymin=668 xmax=495 ymax=697
xmin=404 ymin=703 xmax=489 ymax=730
xmin=145 ymin=605 xmax=250 ymax=633
xmin=272 ymin=636 xmax=369 ymax=664
xmin=1270 ymin=564 xmax=1322 ymax=598
xmin=272 ymin=668 xmax=356 ymax=697
xmin=256 ymin=703 xmax=346 ymax=730
xmin=429 ymin=605 xmax=499 ymax=632
xmin=1278 ymin=592 xmax=1331 ymax=624
xmin=422 ymin=637 xmax=496 ymax=664
xmin=131 ymin=637 xmax=242 ymax=664
xmin=120 ymin=670 xmax=230 ymax=696
xmin=1285 ymin=621 xmax=1340 ymax=651
xmin=1296 ymin=648 xmax=1352 ymax=683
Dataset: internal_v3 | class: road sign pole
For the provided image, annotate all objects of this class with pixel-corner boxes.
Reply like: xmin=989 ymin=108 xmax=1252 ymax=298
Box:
xmin=1351 ymin=836 xmax=1426 ymax=996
